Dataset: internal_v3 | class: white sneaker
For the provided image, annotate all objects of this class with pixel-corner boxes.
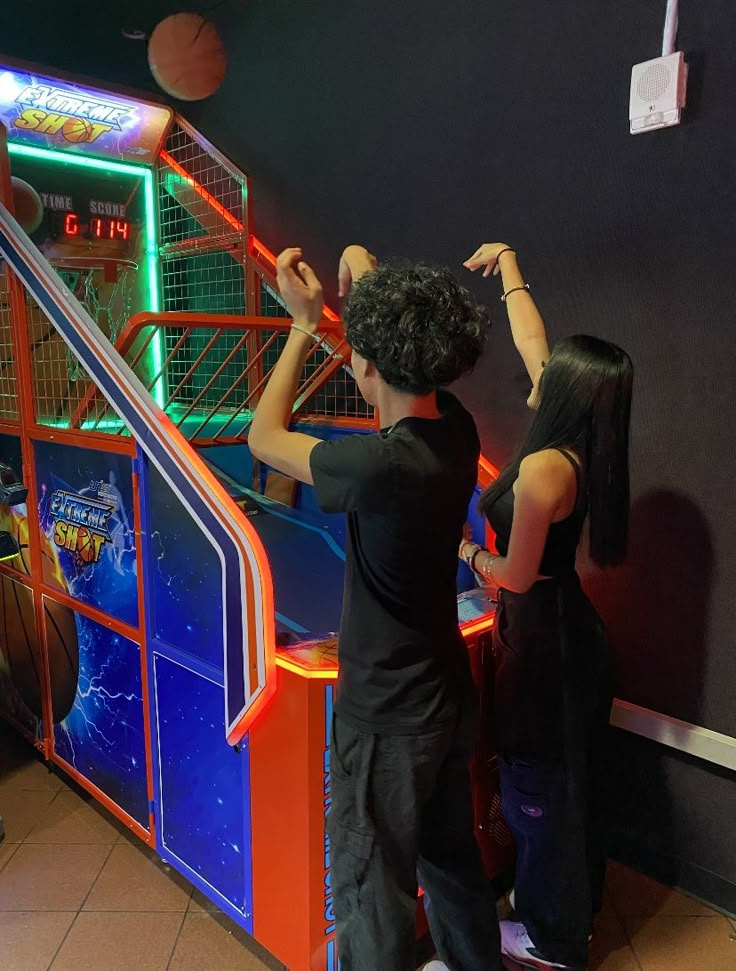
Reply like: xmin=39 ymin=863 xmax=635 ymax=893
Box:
xmin=505 ymin=894 xmax=593 ymax=943
xmin=499 ymin=920 xmax=571 ymax=969
xmin=422 ymin=963 xmax=449 ymax=970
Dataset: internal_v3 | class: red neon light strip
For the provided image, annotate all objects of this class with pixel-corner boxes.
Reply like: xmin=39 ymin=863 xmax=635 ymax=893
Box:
xmin=160 ymin=149 xmax=243 ymax=232
xmin=249 ymin=237 xmax=341 ymax=322
xmin=460 ymin=614 xmax=496 ymax=638
xmin=275 ymin=611 xmax=496 ymax=680
xmin=275 ymin=655 xmax=338 ymax=679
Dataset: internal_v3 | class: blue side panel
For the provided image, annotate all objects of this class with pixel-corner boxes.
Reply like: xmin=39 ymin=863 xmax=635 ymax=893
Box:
xmin=249 ymin=503 xmax=344 ymax=638
xmin=54 ymin=610 xmax=148 ymax=827
xmin=153 ymin=653 xmax=253 ymax=928
xmin=457 ymin=484 xmax=488 ymax=593
xmin=198 ymin=425 xmax=371 ymax=550
xmin=466 ymin=484 xmax=487 ymax=545
xmin=200 ymin=444 xmax=254 ymax=488
xmin=145 ymin=462 xmax=223 ymax=670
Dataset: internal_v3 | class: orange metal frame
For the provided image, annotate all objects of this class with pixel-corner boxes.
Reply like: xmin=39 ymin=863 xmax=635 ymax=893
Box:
xmin=69 ymin=311 xmax=350 ymax=438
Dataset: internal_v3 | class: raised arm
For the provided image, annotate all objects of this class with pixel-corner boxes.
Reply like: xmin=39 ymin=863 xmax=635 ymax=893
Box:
xmin=248 ymin=245 xmax=378 ymax=483
xmin=247 ymin=247 xmax=325 ymax=483
xmin=338 ymin=244 xmax=377 ymax=297
xmin=464 ymin=243 xmax=549 ymax=402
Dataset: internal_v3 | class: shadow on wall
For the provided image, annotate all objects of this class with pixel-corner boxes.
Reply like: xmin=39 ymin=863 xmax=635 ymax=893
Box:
xmin=581 ymin=490 xmax=716 ymax=903
xmin=582 ymin=489 xmax=713 ymax=727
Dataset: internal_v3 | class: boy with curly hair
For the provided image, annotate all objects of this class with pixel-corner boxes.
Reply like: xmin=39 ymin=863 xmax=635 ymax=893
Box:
xmin=249 ymin=245 xmax=501 ymax=971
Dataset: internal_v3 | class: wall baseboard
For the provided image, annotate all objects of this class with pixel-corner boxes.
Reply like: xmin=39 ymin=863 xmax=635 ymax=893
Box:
xmin=610 ymin=700 xmax=736 ymax=772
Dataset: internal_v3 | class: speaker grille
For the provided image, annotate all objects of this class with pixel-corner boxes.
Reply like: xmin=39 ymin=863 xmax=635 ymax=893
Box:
xmin=637 ymin=63 xmax=671 ymax=103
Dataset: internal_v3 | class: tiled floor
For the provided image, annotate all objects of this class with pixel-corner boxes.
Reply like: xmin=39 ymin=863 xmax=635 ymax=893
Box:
xmin=1 ymin=729 xmax=734 ymax=971
xmin=0 ymin=729 xmax=281 ymax=971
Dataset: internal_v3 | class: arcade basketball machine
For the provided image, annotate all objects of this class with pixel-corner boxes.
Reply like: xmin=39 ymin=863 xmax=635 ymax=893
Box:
xmin=0 ymin=57 xmax=513 ymax=970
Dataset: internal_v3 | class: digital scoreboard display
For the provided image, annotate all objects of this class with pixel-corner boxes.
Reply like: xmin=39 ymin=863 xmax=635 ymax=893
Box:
xmin=9 ymin=154 xmax=145 ymax=264
xmin=58 ymin=213 xmax=131 ymax=241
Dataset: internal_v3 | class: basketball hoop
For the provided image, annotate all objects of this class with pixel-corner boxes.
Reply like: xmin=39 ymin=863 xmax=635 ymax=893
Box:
xmin=51 ymin=258 xmax=137 ymax=381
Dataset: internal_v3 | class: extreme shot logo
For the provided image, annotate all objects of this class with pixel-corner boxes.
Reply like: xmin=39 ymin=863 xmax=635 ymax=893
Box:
xmin=50 ymin=488 xmax=114 ymax=565
xmin=12 ymin=83 xmax=134 ymax=145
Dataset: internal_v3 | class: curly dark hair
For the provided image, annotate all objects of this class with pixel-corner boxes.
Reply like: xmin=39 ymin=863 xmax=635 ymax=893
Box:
xmin=342 ymin=263 xmax=490 ymax=395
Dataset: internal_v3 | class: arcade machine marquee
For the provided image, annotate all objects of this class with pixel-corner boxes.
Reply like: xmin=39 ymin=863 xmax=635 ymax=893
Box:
xmin=0 ymin=59 xmax=512 ymax=971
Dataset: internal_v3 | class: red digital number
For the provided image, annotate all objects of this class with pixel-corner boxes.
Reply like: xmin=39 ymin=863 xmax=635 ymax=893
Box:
xmin=66 ymin=214 xmax=130 ymax=242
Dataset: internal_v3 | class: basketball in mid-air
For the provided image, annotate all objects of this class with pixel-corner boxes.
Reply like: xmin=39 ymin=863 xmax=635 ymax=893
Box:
xmin=148 ymin=13 xmax=227 ymax=101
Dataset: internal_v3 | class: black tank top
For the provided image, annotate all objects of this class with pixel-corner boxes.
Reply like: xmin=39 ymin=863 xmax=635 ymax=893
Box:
xmin=486 ymin=448 xmax=586 ymax=577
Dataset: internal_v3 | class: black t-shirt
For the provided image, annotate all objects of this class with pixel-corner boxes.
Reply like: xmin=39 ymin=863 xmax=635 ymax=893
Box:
xmin=309 ymin=391 xmax=480 ymax=734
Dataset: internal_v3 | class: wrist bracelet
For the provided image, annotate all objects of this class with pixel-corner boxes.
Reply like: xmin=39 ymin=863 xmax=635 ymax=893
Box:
xmin=291 ymin=323 xmax=319 ymax=341
xmin=469 ymin=547 xmax=484 ymax=574
xmin=501 ymin=283 xmax=530 ymax=303
xmin=481 ymin=553 xmax=498 ymax=584
xmin=496 ymin=247 xmax=516 ymax=265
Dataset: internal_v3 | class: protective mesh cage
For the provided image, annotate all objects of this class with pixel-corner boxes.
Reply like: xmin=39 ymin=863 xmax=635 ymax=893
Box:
xmin=159 ymin=122 xmax=245 ymax=249
xmin=155 ymin=122 xmax=371 ymax=428
xmin=25 ymin=292 xmax=126 ymax=435
xmin=259 ymin=282 xmax=372 ymax=422
xmin=0 ymin=265 xmax=19 ymax=421
xmin=299 ymin=356 xmax=372 ymax=420
xmin=163 ymin=326 xmax=251 ymax=411
xmin=162 ymin=251 xmax=246 ymax=316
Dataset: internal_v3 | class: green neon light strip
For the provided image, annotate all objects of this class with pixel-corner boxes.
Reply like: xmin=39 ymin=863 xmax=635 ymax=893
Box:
xmin=7 ymin=142 xmax=165 ymax=407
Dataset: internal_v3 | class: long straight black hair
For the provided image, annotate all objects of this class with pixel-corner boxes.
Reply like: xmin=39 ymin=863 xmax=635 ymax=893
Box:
xmin=480 ymin=335 xmax=634 ymax=567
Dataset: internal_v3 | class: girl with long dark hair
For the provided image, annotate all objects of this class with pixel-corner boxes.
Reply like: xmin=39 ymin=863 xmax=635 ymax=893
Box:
xmin=458 ymin=242 xmax=633 ymax=970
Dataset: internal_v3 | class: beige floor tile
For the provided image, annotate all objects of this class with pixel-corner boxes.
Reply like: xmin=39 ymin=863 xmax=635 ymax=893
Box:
xmin=0 ymin=755 xmax=65 ymax=793
xmin=0 ymin=788 xmax=57 ymax=841
xmin=625 ymin=915 xmax=735 ymax=971
xmin=590 ymin=901 xmax=643 ymax=971
xmin=168 ymin=913 xmax=272 ymax=970
xmin=83 ymin=843 xmax=192 ymax=912
xmin=0 ymin=843 xmax=110 ymax=910
xmin=25 ymin=789 xmax=122 ymax=844
xmin=0 ymin=911 xmax=76 ymax=971
xmin=50 ymin=912 xmax=183 ymax=970
xmin=606 ymin=861 xmax=717 ymax=918
xmin=188 ymin=885 xmax=222 ymax=913
xmin=0 ymin=839 xmax=19 ymax=872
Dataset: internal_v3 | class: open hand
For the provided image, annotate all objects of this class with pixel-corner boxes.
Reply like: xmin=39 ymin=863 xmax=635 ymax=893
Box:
xmin=276 ymin=248 xmax=324 ymax=328
xmin=338 ymin=245 xmax=377 ymax=297
xmin=463 ymin=243 xmax=513 ymax=278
